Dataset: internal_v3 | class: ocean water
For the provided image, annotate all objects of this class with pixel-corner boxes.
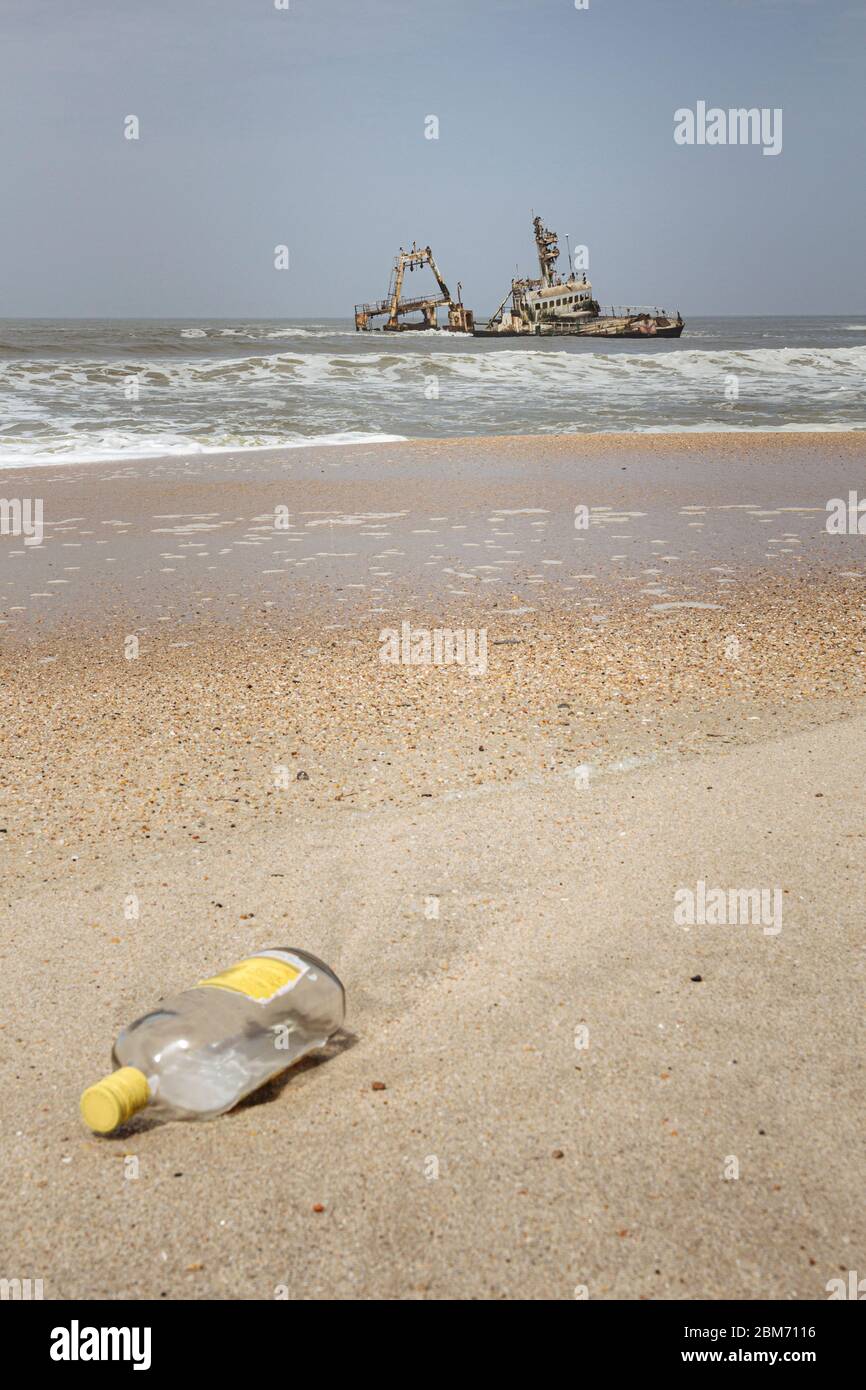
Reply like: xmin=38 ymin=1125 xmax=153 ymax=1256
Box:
xmin=0 ymin=316 xmax=864 ymax=467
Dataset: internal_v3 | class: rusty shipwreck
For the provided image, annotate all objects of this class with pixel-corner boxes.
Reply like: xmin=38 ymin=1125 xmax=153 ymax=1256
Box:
xmin=476 ymin=215 xmax=683 ymax=338
xmin=354 ymin=243 xmax=474 ymax=333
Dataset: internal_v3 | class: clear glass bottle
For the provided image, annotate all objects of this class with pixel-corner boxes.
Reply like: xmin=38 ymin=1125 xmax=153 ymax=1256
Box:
xmin=80 ymin=948 xmax=345 ymax=1134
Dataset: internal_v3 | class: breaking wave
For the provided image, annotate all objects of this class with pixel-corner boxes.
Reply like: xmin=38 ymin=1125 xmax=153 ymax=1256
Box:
xmin=1 ymin=337 xmax=864 ymax=465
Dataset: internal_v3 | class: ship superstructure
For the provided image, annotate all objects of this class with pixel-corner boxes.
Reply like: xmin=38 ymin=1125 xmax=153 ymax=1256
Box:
xmin=476 ymin=215 xmax=683 ymax=338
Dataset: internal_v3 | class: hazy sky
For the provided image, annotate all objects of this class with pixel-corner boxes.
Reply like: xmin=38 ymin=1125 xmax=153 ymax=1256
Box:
xmin=0 ymin=0 xmax=863 ymax=317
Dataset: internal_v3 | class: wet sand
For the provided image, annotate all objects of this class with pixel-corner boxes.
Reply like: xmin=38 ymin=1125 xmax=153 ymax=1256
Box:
xmin=1 ymin=433 xmax=864 ymax=1299
xmin=2 ymin=431 xmax=866 ymax=633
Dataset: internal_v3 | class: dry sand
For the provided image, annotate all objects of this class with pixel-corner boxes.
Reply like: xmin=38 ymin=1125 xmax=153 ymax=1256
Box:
xmin=1 ymin=433 xmax=864 ymax=1299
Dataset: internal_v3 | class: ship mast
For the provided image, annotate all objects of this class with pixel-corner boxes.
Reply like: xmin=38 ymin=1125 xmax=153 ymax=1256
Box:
xmin=532 ymin=215 xmax=561 ymax=287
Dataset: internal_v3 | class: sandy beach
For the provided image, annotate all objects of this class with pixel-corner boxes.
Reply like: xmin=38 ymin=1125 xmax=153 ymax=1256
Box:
xmin=1 ymin=432 xmax=864 ymax=1299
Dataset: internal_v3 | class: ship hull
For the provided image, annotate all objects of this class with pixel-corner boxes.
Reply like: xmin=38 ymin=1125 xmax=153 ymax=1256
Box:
xmin=473 ymin=320 xmax=684 ymax=340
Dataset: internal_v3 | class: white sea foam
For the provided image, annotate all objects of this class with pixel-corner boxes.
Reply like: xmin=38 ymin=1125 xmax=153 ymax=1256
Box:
xmin=0 ymin=431 xmax=407 ymax=468
xmin=4 ymin=343 xmax=864 ymax=392
xmin=1 ymin=340 xmax=863 ymax=464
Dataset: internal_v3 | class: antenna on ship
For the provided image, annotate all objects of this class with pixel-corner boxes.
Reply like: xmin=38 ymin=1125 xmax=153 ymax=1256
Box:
xmin=565 ymin=233 xmax=572 ymax=280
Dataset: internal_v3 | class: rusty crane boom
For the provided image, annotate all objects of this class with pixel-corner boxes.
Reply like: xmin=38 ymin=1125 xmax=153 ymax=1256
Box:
xmin=354 ymin=242 xmax=474 ymax=332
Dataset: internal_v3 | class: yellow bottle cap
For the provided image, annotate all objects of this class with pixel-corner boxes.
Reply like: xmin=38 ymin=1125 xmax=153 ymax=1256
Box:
xmin=80 ymin=1067 xmax=150 ymax=1134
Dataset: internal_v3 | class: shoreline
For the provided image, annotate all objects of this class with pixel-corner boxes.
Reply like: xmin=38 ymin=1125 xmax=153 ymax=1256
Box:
xmin=2 ymin=426 xmax=866 ymax=478
xmin=3 ymin=430 xmax=866 ymax=639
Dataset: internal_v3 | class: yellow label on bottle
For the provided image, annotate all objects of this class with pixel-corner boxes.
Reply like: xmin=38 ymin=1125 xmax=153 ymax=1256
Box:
xmin=198 ymin=954 xmax=304 ymax=1003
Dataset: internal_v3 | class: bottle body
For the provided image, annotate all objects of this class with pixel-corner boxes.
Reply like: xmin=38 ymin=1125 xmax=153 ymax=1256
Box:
xmin=82 ymin=948 xmax=344 ymax=1132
